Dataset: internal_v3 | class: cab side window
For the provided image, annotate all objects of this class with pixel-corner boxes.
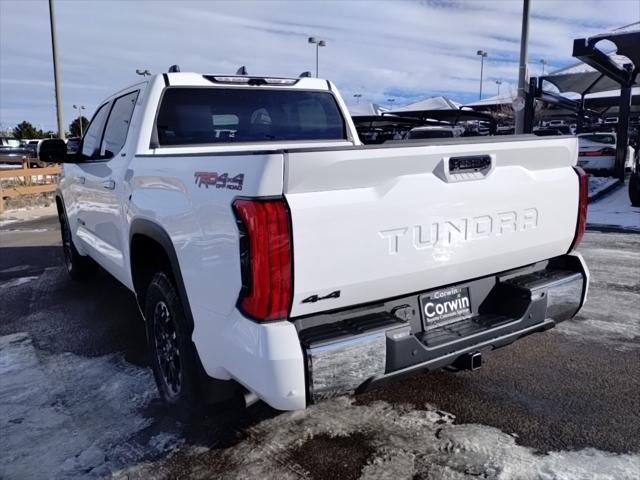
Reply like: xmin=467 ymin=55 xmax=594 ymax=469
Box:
xmin=101 ymin=91 xmax=139 ymax=158
xmin=81 ymin=102 xmax=110 ymax=160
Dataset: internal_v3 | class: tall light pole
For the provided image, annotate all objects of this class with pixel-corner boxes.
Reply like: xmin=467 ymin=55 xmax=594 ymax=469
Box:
xmin=73 ymin=104 xmax=86 ymax=137
xmin=515 ymin=0 xmax=531 ymax=134
xmin=308 ymin=37 xmax=326 ymax=78
xmin=540 ymin=59 xmax=547 ymax=76
xmin=495 ymin=80 xmax=502 ymax=96
xmin=387 ymin=98 xmax=395 ymax=109
xmin=136 ymin=69 xmax=151 ymax=77
xmin=48 ymin=0 xmax=65 ymax=139
xmin=353 ymin=93 xmax=362 ymax=104
xmin=477 ymin=50 xmax=488 ymax=100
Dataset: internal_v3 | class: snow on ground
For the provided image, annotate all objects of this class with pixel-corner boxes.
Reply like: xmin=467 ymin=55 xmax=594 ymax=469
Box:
xmin=0 ymin=332 xmax=178 ymax=480
xmin=5 ymin=328 xmax=638 ymax=479
xmin=587 ymin=181 xmax=640 ymax=231
xmin=557 ymin=232 xmax=640 ymax=351
xmin=588 ymin=176 xmax=619 ymax=199
xmin=116 ymin=396 xmax=640 ymax=480
xmin=0 ymin=204 xmax=56 ymax=227
xmin=0 ymin=276 xmax=39 ymax=289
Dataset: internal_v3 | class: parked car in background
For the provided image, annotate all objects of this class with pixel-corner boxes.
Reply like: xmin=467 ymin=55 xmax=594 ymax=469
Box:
xmin=24 ymin=139 xmax=53 ymax=167
xmin=533 ymin=126 xmax=572 ymax=136
xmin=630 ymin=146 xmax=640 ymax=206
xmin=405 ymin=125 xmax=463 ymax=139
xmin=66 ymin=137 xmax=81 ymax=155
xmin=546 ymin=119 xmax=566 ymax=128
xmin=0 ymin=137 xmax=33 ymax=165
xmin=577 ymin=132 xmax=635 ymax=176
xmin=496 ymin=125 xmax=515 ymax=135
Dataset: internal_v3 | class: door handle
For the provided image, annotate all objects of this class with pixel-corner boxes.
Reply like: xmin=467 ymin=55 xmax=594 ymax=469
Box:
xmin=78 ymin=176 xmax=85 ymax=185
xmin=102 ymin=179 xmax=116 ymax=190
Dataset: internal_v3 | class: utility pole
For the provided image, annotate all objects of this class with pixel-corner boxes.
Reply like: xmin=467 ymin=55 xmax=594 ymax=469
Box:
xmin=73 ymin=105 xmax=85 ymax=137
xmin=308 ymin=37 xmax=326 ymax=78
xmin=515 ymin=0 xmax=531 ymax=134
xmin=48 ymin=0 xmax=65 ymax=140
xmin=477 ymin=50 xmax=488 ymax=99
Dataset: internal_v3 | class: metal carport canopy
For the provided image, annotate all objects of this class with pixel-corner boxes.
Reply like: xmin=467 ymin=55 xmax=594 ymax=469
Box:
xmin=541 ymin=30 xmax=640 ymax=96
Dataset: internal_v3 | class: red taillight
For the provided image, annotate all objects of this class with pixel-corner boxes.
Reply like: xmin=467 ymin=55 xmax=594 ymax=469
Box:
xmin=569 ymin=167 xmax=588 ymax=251
xmin=579 ymin=147 xmax=616 ymax=157
xmin=232 ymin=198 xmax=292 ymax=321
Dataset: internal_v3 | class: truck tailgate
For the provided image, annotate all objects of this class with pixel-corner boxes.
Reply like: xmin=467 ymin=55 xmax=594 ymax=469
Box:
xmin=284 ymin=136 xmax=580 ymax=317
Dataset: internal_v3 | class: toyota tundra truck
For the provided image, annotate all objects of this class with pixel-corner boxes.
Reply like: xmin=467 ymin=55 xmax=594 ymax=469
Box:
xmin=41 ymin=70 xmax=590 ymax=417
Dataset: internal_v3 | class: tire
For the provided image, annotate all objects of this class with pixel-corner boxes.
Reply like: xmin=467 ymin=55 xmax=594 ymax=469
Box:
xmin=144 ymin=271 xmax=203 ymax=421
xmin=59 ymin=211 xmax=94 ymax=280
xmin=629 ymin=173 xmax=640 ymax=207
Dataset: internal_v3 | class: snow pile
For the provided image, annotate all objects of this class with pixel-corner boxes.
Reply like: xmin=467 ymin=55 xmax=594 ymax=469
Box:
xmin=588 ymin=176 xmax=619 ymax=200
xmin=115 ymin=397 xmax=640 ymax=480
xmin=0 ymin=332 xmax=177 ymax=479
xmin=0 ymin=204 xmax=56 ymax=226
xmin=588 ymin=181 xmax=640 ymax=231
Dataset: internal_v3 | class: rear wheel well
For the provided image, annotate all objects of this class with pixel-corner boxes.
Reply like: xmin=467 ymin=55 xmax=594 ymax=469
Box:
xmin=130 ymin=234 xmax=172 ymax=308
xmin=129 ymin=230 xmax=239 ymax=403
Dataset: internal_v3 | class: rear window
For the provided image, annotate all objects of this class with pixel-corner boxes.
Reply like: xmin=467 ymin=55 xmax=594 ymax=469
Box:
xmin=155 ymin=88 xmax=346 ymax=145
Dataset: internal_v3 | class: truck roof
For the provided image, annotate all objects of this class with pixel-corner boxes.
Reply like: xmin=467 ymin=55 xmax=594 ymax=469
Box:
xmin=162 ymin=72 xmax=331 ymax=90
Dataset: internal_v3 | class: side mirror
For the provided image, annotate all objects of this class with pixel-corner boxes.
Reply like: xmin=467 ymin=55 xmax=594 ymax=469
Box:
xmin=39 ymin=139 xmax=71 ymax=163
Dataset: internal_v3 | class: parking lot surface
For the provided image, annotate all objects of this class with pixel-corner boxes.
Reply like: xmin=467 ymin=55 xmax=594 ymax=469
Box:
xmin=1 ymin=211 xmax=639 ymax=479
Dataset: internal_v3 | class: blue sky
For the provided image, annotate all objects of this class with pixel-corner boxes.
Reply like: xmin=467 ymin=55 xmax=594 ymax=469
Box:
xmin=0 ymin=0 xmax=638 ymax=132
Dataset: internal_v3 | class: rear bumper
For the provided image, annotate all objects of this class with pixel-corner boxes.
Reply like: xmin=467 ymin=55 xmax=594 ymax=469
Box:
xmin=300 ymin=253 xmax=589 ymax=403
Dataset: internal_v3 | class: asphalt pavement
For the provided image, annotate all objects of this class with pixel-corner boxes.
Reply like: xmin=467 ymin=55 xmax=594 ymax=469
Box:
xmin=1 ymin=211 xmax=638 ymax=479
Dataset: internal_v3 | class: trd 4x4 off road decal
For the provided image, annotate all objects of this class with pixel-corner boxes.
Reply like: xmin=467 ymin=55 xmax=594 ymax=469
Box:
xmin=195 ymin=172 xmax=244 ymax=191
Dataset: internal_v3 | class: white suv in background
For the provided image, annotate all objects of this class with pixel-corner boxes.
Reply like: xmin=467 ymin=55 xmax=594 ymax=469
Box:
xmin=577 ymin=132 xmax=635 ymax=175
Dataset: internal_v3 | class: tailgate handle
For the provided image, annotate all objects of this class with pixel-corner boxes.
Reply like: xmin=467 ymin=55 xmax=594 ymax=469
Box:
xmin=449 ymin=155 xmax=491 ymax=173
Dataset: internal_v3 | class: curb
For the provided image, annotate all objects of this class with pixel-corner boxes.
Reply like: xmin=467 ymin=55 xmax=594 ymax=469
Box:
xmin=586 ymin=223 xmax=640 ymax=234
xmin=588 ymin=179 xmax=622 ymax=203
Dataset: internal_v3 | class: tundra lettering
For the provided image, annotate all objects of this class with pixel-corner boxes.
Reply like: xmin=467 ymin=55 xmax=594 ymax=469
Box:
xmin=380 ymin=208 xmax=540 ymax=254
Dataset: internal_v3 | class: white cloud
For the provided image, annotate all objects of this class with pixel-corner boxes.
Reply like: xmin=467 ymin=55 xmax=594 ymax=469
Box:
xmin=0 ymin=0 xmax=637 ymax=131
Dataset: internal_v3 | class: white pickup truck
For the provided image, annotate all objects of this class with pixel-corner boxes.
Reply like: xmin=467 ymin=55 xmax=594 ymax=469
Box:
xmin=41 ymin=70 xmax=590 ymax=418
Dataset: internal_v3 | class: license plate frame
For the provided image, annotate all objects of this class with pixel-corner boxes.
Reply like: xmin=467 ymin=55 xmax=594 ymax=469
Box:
xmin=419 ymin=286 xmax=472 ymax=331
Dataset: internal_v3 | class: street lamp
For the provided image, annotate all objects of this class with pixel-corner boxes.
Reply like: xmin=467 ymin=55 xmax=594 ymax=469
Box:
xmin=477 ymin=50 xmax=488 ymax=100
xmin=353 ymin=93 xmax=362 ymax=104
xmin=387 ymin=98 xmax=395 ymax=109
xmin=540 ymin=59 xmax=547 ymax=76
xmin=308 ymin=37 xmax=326 ymax=78
xmin=495 ymin=80 xmax=502 ymax=95
xmin=72 ymin=104 xmax=86 ymax=137
xmin=135 ymin=69 xmax=151 ymax=77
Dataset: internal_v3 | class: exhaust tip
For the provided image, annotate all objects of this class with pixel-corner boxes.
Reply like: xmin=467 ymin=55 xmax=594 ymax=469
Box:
xmin=243 ymin=390 xmax=259 ymax=408
xmin=469 ymin=351 xmax=482 ymax=370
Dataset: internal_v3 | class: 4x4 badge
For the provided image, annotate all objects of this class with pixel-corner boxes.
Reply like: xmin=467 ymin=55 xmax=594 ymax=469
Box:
xmin=194 ymin=172 xmax=244 ymax=191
